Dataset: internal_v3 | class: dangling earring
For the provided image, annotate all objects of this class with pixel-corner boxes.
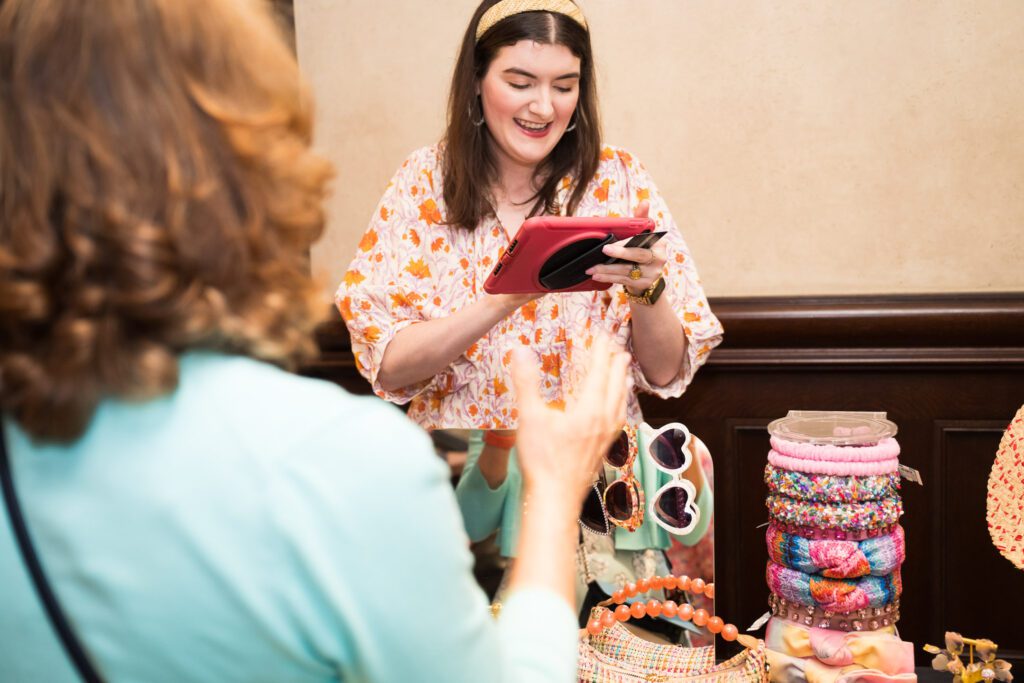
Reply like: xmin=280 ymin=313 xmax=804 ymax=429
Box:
xmin=468 ymin=96 xmax=485 ymax=127
xmin=565 ymin=112 xmax=578 ymax=132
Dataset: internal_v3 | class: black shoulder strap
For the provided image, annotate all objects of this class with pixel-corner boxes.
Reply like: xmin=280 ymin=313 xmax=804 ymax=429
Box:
xmin=0 ymin=422 xmax=104 ymax=683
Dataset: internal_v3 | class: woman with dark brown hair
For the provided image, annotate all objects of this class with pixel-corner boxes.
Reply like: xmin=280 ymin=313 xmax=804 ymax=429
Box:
xmin=339 ymin=0 xmax=724 ymax=629
xmin=0 ymin=1 xmax=630 ymax=681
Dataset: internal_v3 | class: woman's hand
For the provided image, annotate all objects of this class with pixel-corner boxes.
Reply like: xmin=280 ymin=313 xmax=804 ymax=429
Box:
xmin=510 ymin=335 xmax=630 ymax=504
xmin=584 ymin=200 xmax=666 ymax=295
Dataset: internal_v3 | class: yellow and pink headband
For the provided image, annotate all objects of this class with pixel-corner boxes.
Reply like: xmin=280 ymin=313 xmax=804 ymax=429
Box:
xmin=476 ymin=0 xmax=588 ymax=41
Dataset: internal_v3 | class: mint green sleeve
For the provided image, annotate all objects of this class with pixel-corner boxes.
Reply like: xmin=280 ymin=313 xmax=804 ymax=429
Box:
xmin=271 ymin=402 xmax=577 ymax=683
xmin=454 ymin=430 xmax=510 ymax=543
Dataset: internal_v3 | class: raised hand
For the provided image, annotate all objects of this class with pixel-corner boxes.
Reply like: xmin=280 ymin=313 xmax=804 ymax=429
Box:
xmin=510 ymin=334 xmax=630 ymax=503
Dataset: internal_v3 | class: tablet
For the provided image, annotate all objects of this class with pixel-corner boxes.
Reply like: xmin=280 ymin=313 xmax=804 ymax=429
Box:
xmin=483 ymin=216 xmax=656 ymax=294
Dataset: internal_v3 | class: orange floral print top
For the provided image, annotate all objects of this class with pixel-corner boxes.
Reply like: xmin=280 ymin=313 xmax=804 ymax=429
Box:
xmin=336 ymin=144 xmax=723 ymax=429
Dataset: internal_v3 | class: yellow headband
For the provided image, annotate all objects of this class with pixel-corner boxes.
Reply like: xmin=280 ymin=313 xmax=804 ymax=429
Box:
xmin=475 ymin=0 xmax=588 ymax=41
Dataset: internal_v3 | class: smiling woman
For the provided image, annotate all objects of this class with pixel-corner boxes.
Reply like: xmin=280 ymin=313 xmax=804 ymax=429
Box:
xmin=336 ymin=0 xmax=723 ymax=639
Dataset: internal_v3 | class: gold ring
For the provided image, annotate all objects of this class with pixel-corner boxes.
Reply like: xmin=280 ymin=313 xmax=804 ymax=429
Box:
xmin=628 ymin=264 xmax=643 ymax=280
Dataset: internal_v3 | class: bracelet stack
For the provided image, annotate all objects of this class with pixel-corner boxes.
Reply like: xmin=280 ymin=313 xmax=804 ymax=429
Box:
xmin=763 ymin=430 xmax=906 ymax=632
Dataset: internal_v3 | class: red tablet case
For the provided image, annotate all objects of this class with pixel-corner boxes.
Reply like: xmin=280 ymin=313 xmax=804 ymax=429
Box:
xmin=483 ymin=216 xmax=654 ymax=294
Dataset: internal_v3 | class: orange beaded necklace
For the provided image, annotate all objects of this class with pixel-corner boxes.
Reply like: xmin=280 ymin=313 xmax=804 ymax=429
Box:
xmin=585 ymin=574 xmax=740 ymax=642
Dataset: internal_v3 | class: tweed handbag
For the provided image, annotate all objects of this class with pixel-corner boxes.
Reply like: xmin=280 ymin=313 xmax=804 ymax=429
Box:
xmin=578 ymin=621 xmax=769 ymax=683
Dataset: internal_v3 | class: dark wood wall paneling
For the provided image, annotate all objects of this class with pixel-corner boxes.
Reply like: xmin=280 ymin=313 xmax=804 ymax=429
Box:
xmin=303 ymin=294 xmax=1024 ymax=665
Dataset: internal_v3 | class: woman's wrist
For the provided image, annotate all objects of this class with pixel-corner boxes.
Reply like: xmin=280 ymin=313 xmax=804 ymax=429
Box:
xmin=480 ymin=292 xmax=529 ymax=320
xmin=521 ymin=482 xmax=582 ymax=522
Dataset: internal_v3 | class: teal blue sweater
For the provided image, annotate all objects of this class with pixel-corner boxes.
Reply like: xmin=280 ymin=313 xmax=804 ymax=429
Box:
xmin=1 ymin=353 xmax=576 ymax=683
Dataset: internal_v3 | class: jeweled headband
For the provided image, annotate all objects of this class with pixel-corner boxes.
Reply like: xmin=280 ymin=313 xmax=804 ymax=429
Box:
xmin=475 ymin=0 xmax=588 ymax=41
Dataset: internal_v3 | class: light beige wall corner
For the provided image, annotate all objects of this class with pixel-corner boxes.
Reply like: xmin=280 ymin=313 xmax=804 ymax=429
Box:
xmin=296 ymin=0 xmax=1024 ymax=298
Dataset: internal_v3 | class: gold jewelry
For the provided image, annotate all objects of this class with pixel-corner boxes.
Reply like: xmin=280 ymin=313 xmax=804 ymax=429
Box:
xmin=476 ymin=0 xmax=588 ymax=41
xmin=628 ymin=264 xmax=643 ymax=280
xmin=627 ymin=275 xmax=666 ymax=306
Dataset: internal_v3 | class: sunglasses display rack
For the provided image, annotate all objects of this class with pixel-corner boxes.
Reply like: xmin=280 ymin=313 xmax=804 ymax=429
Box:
xmin=579 ymin=423 xmax=704 ymax=537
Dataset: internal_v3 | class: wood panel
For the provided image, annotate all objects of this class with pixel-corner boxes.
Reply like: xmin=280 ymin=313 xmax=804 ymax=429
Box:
xmin=302 ymin=293 xmax=1024 ymax=665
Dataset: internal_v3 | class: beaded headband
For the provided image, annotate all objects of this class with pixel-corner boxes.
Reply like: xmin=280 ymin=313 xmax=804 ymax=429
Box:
xmin=764 ymin=463 xmax=901 ymax=503
xmin=766 ymin=494 xmax=903 ymax=532
xmin=769 ymin=593 xmax=901 ymax=632
xmin=770 ymin=521 xmax=899 ymax=542
xmin=475 ymin=0 xmax=588 ymax=41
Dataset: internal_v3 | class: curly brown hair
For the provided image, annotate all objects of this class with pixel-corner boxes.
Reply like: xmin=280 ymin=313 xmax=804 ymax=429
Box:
xmin=0 ymin=0 xmax=334 ymax=442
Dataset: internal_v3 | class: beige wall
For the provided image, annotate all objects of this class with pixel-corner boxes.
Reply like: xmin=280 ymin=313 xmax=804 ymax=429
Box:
xmin=296 ymin=1 xmax=1024 ymax=298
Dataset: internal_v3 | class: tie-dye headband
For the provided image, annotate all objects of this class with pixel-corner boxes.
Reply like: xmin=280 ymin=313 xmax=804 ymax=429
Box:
xmin=766 ymin=525 xmax=906 ymax=579
xmin=765 ymin=616 xmax=913 ymax=674
xmin=765 ymin=464 xmax=901 ymax=503
xmin=766 ymin=649 xmax=917 ymax=683
xmin=767 ymin=562 xmax=902 ymax=613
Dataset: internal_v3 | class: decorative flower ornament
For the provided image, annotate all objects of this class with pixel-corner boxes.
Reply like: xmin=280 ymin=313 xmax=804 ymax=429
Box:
xmin=925 ymin=633 xmax=1013 ymax=683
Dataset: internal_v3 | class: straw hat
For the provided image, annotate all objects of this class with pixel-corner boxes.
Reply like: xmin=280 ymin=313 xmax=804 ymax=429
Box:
xmin=987 ymin=405 xmax=1024 ymax=571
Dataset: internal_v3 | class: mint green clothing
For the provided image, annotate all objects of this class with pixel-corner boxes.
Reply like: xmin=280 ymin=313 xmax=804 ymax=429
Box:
xmin=456 ymin=427 xmax=713 ymax=558
xmin=0 ymin=353 xmax=576 ymax=683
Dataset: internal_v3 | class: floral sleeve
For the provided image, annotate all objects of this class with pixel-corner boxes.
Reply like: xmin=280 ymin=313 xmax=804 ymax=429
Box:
xmin=335 ymin=150 xmax=454 ymax=404
xmin=609 ymin=150 xmax=724 ymax=397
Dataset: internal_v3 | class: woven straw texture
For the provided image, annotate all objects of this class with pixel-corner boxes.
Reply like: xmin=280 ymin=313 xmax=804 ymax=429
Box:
xmin=476 ymin=0 xmax=587 ymax=39
xmin=578 ymin=622 xmax=768 ymax=682
xmin=987 ymin=404 xmax=1024 ymax=571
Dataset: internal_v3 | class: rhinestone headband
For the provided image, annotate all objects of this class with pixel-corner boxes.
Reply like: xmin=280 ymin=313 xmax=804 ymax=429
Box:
xmin=476 ymin=0 xmax=588 ymax=41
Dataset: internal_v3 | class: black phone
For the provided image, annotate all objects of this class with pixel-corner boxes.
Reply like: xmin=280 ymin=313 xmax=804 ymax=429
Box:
xmin=605 ymin=230 xmax=668 ymax=264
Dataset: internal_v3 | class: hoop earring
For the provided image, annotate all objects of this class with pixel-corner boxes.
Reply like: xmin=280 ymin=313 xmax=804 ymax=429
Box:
xmin=565 ymin=112 xmax=578 ymax=132
xmin=468 ymin=98 xmax=485 ymax=127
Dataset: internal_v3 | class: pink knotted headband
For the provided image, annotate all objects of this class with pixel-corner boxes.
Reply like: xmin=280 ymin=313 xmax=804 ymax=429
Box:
xmin=766 ymin=561 xmax=901 ymax=613
xmin=766 ymin=524 xmax=906 ymax=578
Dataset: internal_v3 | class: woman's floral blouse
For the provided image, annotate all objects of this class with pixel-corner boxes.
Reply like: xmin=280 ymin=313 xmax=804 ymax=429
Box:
xmin=337 ymin=144 xmax=723 ymax=429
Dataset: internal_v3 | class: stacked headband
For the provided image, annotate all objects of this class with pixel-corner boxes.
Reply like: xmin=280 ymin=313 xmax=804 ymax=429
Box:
xmin=766 ymin=562 xmax=901 ymax=614
xmin=767 ymin=495 xmax=903 ymax=532
xmin=769 ymin=593 xmax=900 ymax=632
xmin=766 ymin=525 xmax=906 ymax=579
xmin=765 ymin=617 xmax=912 ymax=674
xmin=768 ymin=451 xmax=899 ymax=476
xmin=767 ymin=649 xmax=917 ymax=683
xmin=764 ymin=464 xmax=901 ymax=503
xmin=771 ymin=437 xmax=901 ymax=462
xmin=476 ymin=0 xmax=587 ymax=40
xmin=770 ymin=522 xmax=900 ymax=542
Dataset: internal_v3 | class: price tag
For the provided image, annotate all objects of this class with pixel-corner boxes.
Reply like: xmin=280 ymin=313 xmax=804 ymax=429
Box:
xmin=747 ymin=611 xmax=771 ymax=632
xmin=898 ymin=464 xmax=923 ymax=485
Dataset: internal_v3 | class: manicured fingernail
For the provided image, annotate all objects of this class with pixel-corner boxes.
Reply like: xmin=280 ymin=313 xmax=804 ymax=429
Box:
xmin=585 ymin=267 xmax=594 ymax=275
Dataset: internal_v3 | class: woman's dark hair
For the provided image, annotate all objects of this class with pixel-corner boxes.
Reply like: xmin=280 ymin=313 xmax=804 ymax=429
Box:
xmin=441 ymin=0 xmax=601 ymax=230
xmin=0 ymin=0 xmax=333 ymax=441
